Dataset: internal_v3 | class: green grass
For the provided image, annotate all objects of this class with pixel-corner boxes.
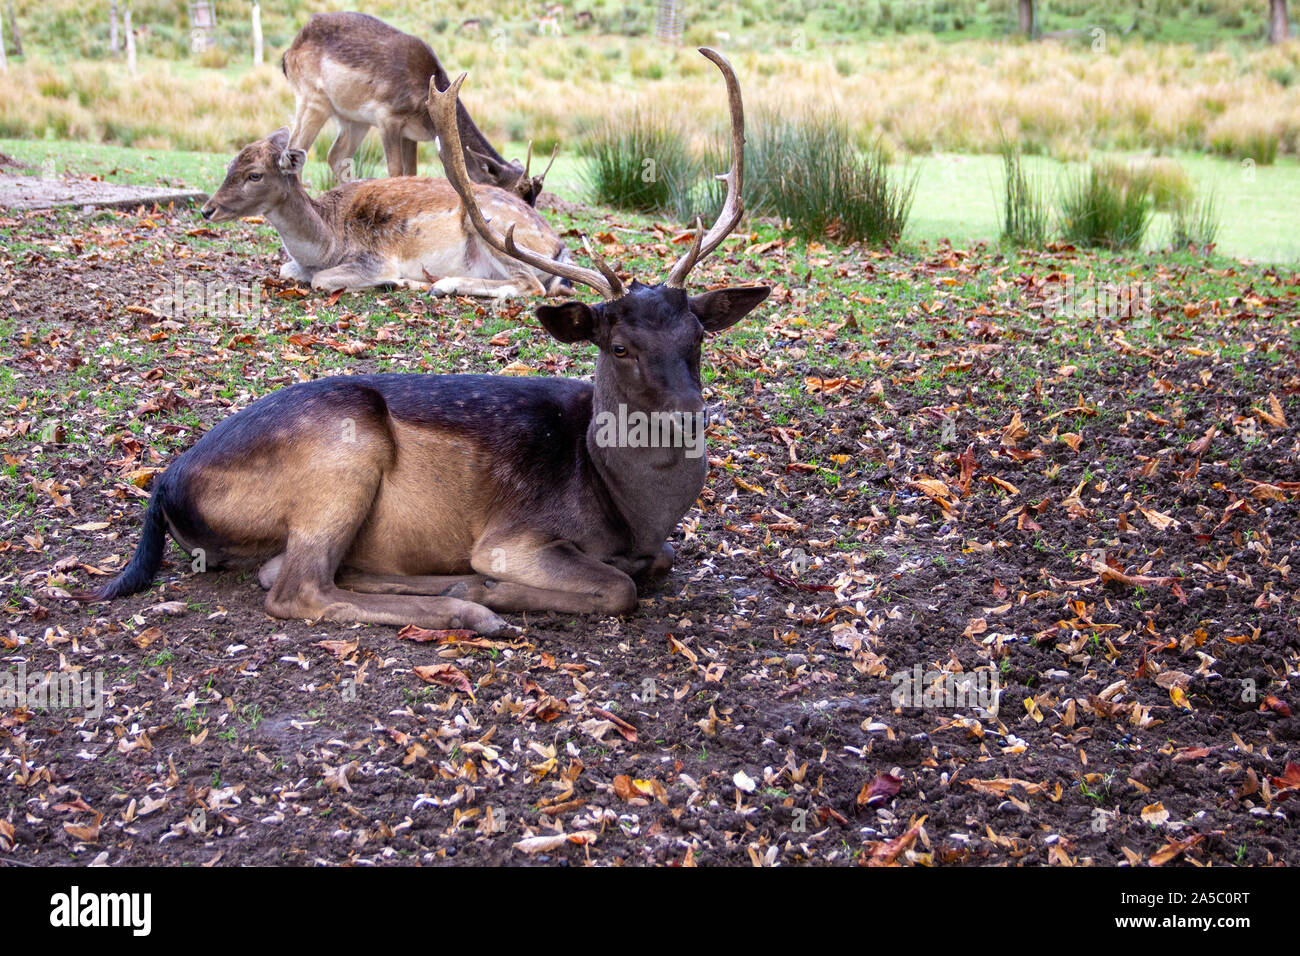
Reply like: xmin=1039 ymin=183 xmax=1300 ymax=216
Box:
xmin=0 ymin=135 xmax=588 ymax=203
xmin=908 ymin=150 xmax=1300 ymax=264
xmin=3 ymin=137 xmax=1297 ymax=263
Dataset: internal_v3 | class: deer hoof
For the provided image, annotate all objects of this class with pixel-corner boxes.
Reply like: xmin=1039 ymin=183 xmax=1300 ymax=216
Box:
xmin=466 ymin=607 xmax=515 ymax=637
xmin=258 ymin=555 xmax=284 ymax=591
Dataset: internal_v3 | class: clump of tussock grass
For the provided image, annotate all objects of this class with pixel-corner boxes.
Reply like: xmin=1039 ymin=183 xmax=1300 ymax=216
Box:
xmin=667 ymin=142 xmax=727 ymax=227
xmin=1105 ymin=157 xmax=1195 ymax=211
xmin=996 ymin=139 xmax=1049 ymax=247
xmin=579 ymin=111 xmax=695 ymax=214
xmin=1058 ymin=163 xmax=1153 ymax=250
xmin=748 ymin=111 xmax=916 ymax=245
xmin=1169 ymin=191 xmax=1220 ymax=252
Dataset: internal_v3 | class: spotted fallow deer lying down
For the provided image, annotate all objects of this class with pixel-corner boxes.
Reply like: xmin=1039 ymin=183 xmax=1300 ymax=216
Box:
xmin=199 ymin=128 xmax=573 ymax=296
xmin=85 ymin=49 xmax=768 ymax=636
xmin=282 ymin=12 xmax=555 ymax=205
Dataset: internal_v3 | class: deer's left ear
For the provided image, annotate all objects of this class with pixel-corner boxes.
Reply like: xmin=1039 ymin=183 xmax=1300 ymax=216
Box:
xmin=536 ymin=301 xmax=598 ymax=343
xmin=689 ymin=286 xmax=771 ymax=333
xmin=468 ymin=148 xmax=509 ymax=180
xmin=278 ymin=149 xmax=307 ymax=177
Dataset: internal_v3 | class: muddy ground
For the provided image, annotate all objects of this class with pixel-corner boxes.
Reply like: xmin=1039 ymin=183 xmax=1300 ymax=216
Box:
xmin=1 ymin=201 xmax=1298 ymax=866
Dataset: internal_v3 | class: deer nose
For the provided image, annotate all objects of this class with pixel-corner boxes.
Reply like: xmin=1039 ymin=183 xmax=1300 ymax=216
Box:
xmin=200 ymin=203 xmax=215 ymax=221
xmin=664 ymin=392 xmax=706 ymax=415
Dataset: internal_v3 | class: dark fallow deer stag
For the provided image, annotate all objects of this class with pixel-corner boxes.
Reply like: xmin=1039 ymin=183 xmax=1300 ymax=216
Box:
xmin=282 ymin=12 xmax=554 ymax=205
xmin=87 ymin=48 xmax=767 ymax=636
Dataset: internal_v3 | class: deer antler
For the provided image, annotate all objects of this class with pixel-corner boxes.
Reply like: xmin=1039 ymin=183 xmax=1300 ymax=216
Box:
xmin=664 ymin=48 xmax=746 ymax=289
xmin=429 ymin=74 xmax=623 ymax=300
xmin=530 ymin=142 xmax=559 ymax=192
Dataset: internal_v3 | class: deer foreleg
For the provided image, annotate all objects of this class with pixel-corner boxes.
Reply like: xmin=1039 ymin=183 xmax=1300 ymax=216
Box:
xmin=380 ymin=126 xmax=406 ymax=178
xmin=327 ymin=120 xmax=370 ymax=183
xmin=289 ymin=100 xmax=331 ymax=158
xmin=464 ymin=537 xmax=639 ymax=616
xmin=335 ymin=570 xmax=489 ymax=599
xmin=310 ymin=262 xmax=387 ymax=292
xmin=400 ymin=137 xmax=419 ymax=177
xmin=428 ymin=274 xmax=547 ymax=298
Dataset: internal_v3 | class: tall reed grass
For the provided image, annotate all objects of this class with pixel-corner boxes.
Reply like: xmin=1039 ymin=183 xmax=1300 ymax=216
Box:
xmin=1059 ymin=163 xmax=1153 ymax=250
xmin=578 ymin=111 xmax=695 ymax=214
xmin=997 ymin=140 xmax=1049 ymax=247
xmin=747 ymin=112 xmax=916 ymax=244
xmin=1169 ymin=191 xmax=1221 ymax=251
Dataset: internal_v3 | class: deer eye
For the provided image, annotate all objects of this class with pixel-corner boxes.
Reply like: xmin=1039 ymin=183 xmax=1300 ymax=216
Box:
xmin=248 ymin=173 xmax=263 ymax=182
xmin=611 ymin=344 xmax=629 ymax=358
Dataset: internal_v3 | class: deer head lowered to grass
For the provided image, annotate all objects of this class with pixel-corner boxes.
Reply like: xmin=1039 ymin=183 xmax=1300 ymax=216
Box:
xmin=200 ymin=127 xmax=572 ymax=296
xmin=86 ymin=49 xmax=768 ymax=636
xmin=282 ymin=12 xmax=554 ymax=204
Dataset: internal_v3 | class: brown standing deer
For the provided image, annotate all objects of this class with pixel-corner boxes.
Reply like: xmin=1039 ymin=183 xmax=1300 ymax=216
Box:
xmin=199 ymin=128 xmax=572 ymax=295
xmin=86 ymin=49 xmax=768 ymax=636
xmin=281 ymin=12 xmax=554 ymax=204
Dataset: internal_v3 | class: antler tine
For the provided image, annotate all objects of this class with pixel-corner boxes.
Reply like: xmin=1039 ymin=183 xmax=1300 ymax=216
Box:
xmin=583 ymin=237 xmax=624 ymax=295
xmin=429 ymin=73 xmax=622 ymax=300
xmin=522 ymin=139 xmax=533 ymax=179
xmin=536 ymin=144 xmax=559 ymax=188
xmin=664 ymin=48 xmax=746 ymax=289
xmin=671 ymin=216 xmax=705 ymax=284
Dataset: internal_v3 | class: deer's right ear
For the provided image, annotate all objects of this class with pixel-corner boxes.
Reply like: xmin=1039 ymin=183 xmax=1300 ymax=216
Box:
xmin=536 ymin=302 xmax=597 ymax=343
xmin=278 ymin=149 xmax=307 ymax=177
xmin=267 ymin=127 xmax=291 ymax=151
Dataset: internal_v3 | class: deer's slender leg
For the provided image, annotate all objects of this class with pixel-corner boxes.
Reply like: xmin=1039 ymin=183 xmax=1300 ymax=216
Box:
xmin=463 ymin=536 xmax=639 ymax=616
xmin=289 ymin=99 xmax=331 ymax=157
xmin=335 ymin=570 xmax=489 ymax=599
xmin=400 ymin=137 xmax=419 ymax=177
xmin=429 ymin=275 xmax=546 ymax=298
xmin=327 ymin=120 xmax=369 ymax=183
xmin=267 ymin=526 xmax=509 ymax=635
xmin=309 ymin=261 xmax=385 ymax=292
xmin=380 ymin=126 xmax=406 ymax=178
xmin=268 ymin=577 xmax=507 ymax=633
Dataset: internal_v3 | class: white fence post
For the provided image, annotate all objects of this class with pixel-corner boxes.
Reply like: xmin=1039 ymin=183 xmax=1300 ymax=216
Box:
xmin=252 ymin=1 xmax=263 ymax=65
xmin=125 ymin=6 xmax=137 ymax=74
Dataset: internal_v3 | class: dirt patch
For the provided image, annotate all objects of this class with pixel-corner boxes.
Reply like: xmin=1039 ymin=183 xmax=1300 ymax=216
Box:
xmin=1 ymin=204 xmax=1298 ymax=867
xmin=0 ymin=173 xmax=206 ymax=211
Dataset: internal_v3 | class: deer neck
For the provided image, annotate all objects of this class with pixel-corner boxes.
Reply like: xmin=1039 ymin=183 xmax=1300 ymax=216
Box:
xmin=585 ymin=378 xmax=709 ymax=553
xmin=265 ymin=183 xmax=336 ymax=269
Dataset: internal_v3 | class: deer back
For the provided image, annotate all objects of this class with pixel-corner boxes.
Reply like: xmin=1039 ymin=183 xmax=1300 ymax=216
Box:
xmin=283 ymin=12 xmax=442 ymax=139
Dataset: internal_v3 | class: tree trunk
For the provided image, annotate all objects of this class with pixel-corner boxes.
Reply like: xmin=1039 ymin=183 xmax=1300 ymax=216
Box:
xmin=0 ymin=5 xmax=6 ymax=70
xmin=110 ymin=0 xmax=120 ymax=54
xmin=1018 ymin=0 xmax=1035 ymax=38
xmin=125 ymin=6 xmax=136 ymax=74
xmin=252 ymin=2 xmax=263 ymax=65
xmin=1270 ymin=0 xmax=1290 ymax=43
xmin=5 ymin=1 xmax=20 ymax=56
